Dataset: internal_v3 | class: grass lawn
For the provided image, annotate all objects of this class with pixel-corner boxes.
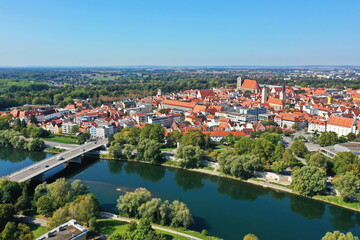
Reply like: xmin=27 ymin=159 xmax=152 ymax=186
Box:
xmin=161 ymin=147 xmax=176 ymax=151
xmin=97 ymin=219 xmax=189 ymax=240
xmin=29 ymin=223 xmax=49 ymax=238
xmin=315 ymin=195 xmax=360 ymax=211
xmin=43 ymin=135 xmax=79 ymax=144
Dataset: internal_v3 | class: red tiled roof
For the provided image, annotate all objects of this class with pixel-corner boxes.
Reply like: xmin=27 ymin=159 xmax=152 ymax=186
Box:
xmin=163 ymin=99 xmax=196 ymax=109
xmin=327 ymin=115 xmax=355 ymax=128
xmin=267 ymin=97 xmax=284 ymax=106
xmin=241 ymin=79 xmax=260 ymax=89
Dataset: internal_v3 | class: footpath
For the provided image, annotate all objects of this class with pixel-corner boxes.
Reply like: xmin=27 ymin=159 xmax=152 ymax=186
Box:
xmin=15 ymin=212 xmax=204 ymax=240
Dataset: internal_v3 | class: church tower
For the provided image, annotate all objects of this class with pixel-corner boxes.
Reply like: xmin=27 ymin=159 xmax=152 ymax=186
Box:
xmin=261 ymin=85 xmax=267 ymax=104
xmin=280 ymin=82 xmax=286 ymax=104
xmin=237 ymin=77 xmax=243 ymax=90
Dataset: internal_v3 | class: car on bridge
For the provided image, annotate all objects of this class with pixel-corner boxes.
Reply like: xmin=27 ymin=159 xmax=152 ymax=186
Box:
xmin=57 ymin=156 xmax=64 ymax=160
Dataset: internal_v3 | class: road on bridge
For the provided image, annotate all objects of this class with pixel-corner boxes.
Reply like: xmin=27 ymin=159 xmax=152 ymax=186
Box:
xmin=7 ymin=138 xmax=108 ymax=182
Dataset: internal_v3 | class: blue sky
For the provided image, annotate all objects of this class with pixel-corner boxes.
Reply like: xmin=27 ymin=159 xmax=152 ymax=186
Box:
xmin=0 ymin=0 xmax=359 ymax=66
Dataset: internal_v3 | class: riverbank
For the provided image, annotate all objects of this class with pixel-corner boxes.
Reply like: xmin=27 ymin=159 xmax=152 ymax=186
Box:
xmin=90 ymin=154 xmax=360 ymax=213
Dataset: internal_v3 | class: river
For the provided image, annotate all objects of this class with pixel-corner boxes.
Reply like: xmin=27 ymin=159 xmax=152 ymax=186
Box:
xmin=1 ymin=147 xmax=360 ymax=240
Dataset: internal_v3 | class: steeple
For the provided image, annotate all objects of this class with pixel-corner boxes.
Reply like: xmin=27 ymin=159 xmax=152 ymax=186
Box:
xmin=280 ymin=82 xmax=286 ymax=104
xmin=261 ymin=85 xmax=267 ymax=104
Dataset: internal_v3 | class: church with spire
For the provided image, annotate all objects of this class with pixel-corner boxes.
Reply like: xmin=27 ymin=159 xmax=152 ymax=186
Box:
xmin=266 ymin=83 xmax=287 ymax=110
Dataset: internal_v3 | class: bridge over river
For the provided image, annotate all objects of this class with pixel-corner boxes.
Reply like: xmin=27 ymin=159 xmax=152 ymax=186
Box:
xmin=7 ymin=138 xmax=108 ymax=182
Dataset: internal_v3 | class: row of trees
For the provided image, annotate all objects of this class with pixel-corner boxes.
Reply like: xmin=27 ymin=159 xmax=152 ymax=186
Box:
xmin=117 ymin=188 xmax=193 ymax=228
xmin=0 ymin=130 xmax=45 ymax=152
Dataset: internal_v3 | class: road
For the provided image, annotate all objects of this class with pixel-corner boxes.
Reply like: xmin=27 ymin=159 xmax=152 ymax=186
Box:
xmin=99 ymin=212 xmax=204 ymax=240
xmin=14 ymin=215 xmax=48 ymax=227
xmin=8 ymin=138 xmax=108 ymax=182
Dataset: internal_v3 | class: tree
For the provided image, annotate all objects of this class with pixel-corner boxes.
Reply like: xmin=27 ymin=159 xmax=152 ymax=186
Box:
xmin=234 ymin=137 xmax=253 ymax=155
xmin=243 ymin=233 xmax=260 ymax=240
xmin=292 ymin=166 xmax=327 ymax=197
xmin=170 ymin=200 xmax=193 ymax=228
xmin=166 ymin=130 xmax=182 ymax=147
xmin=70 ymin=180 xmax=89 ymax=197
xmin=308 ymin=152 xmax=332 ymax=174
xmin=29 ymin=115 xmax=38 ymax=124
xmin=88 ymin=217 xmax=99 ymax=233
xmin=1 ymin=222 xmax=17 ymax=240
xmin=70 ymin=125 xmax=79 ymax=134
xmin=0 ymin=180 xmax=23 ymax=204
xmin=219 ymin=155 xmax=263 ymax=179
xmin=290 ymin=140 xmax=308 ymax=158
xmin=272 ymin=149 xmax=297 ymax=172
xmin=109 ymin=142 xmax=123 ymax=158
xmin=117 ymin=188 xmax=151 ymax=218
xmin=0 ymin=204 xmax=14 ymax=230
xmin=140 ymin=124 xmax=165 ymax=143
xmin=322 ymin=231 xmax=359 ymax=240
xmin=36 ymin=195 xmax=54 ymax=216
xmin=176 ymin=145 xmax=205 ymax=168
xmin=108 ymin=218 xmax=165 ymax=240
xmin=137 ymin=139 xmax=164 ymax=164
xmin=318 ymin=132 xmax=338 ymax=147
xmin=138 ymin=198 xmax=162 ymax=223
xmin=271 ymin=142 xmax=285 ymax=163
xmin=180 ymin=129 xmax=210 ymax=149
xmin=77 ymin=132 xmax=90 ymax=144
xmin=27 ymin=138 xmax=45 ymax=151
xmin=333 ymin=152 xmax=360 ymax=176
xmin=333 ymin=173 xmax=360 ymax=202
xmin=260 ymin=132 xmax=282 ymax=144
xmin=292 ymin=123 xmax=299 ymax=131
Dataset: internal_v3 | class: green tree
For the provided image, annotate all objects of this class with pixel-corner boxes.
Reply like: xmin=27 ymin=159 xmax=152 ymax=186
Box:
xmin=322 ymin=231 xmax=359 ymax=240
xmin=234 ymin=137 xmax=253 ymax=155
xmin=271 ymin=142 xmax=285 ymax=163
xmin=140 ymin=124 xmax=165 ymax=143
xmin=290 ymin=140 xmax=308 ymax=158
xmin=0 ymin=204 xmax=14 ymax=230
xmin=180 ymin=129 xmax=210 ymax=149
xmin=36 ymin=195 xmax=54 ymax=216
xmin=137 ymin=139 xmax=164 ymax=164
xmin=170 ymin=200 xmax=193 ymax=228
xmin=70 ymin=125 xmax=79 ymax=134
xmin=347 ymin=133 xmax=356 ymax=141
xmin=176 ymin=145 xmax=205 ymax=169
xmin=272 ymin=149 xmax=297 ymax=172
xmin=77 ymin=132 xmax=90 ymax=144
xmin=109 ymin=142 xmax=123 ymax=158
xmin=138 ymin=198 xmax=162 ymax=223
xmin=308 ymin=152 xmax=332 ymax=174
xmin=260 ymin=132 xmax=282 ymax=144
xmin=333 ymin=152 xmax=360 ymax=176
xmin=27 ymin=138 xmax=45 ymax=151
xmin=292 ymin=166 xmax=327 ymax=196
xmin=333 ymin=173 xmax=360 ymax=202
xmin=318 ymin=132 xmax=338 ymax=147
xmin=243 ymin=233 xmax=260 ymax=240
xmin=117 ymin=188 xmax=151 ymax=218
xmin=166 ymin=130 xmax=183 ymax=147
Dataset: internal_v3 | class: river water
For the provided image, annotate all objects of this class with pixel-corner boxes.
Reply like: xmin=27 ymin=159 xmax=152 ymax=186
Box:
xmin=1 ymin=147 xmax=360 ymax=240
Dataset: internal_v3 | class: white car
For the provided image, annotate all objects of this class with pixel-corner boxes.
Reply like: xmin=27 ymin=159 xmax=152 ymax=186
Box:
xmin=57 ymin=156 xmax=64 ymax=160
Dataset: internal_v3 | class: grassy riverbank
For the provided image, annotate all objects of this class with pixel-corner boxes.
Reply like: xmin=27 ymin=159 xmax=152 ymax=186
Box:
xmin=42 ymin=135 xmax=79 ymax=144
xmin=97 ymin=219 xmax=222 ymax=240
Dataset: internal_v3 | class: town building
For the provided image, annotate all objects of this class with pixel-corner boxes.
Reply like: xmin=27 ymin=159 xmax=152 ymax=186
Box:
xmin=36 ymin=219 xmax=87 ymax=240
